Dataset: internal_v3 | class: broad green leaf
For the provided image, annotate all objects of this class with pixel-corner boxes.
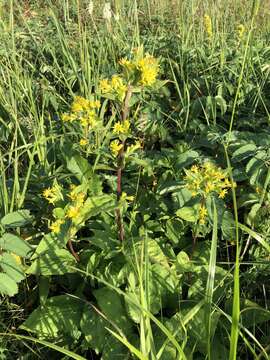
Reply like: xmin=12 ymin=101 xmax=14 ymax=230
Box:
xmin=246 ymin=203 xmax=261 ymax=226
xmin=175 ymin=150 xmax=199 ymax=170
xmin=176 ymin=206 xmax=197 ymax=222
xmin=0 ymin=233 xmax=32 ymax=257
xmin=0 ymin=273 xmax=18 ymax=296
xmin=80 ymin=304 xmax=108 ymax=353
xmin=0 ymin=253 xmax=25 ymax=282
xmin=65 ymin=154 xmax=93 ymax=183
xmin=27 ymin=248 xmax=76 ymax=275
xmin=166 ymin=219 xmax=186 ymax=245
xmin=221 ymin=211 xmax=235 ymax=240
xmin=232 ymin=144 xmax=257 ymax=162
xmin=246 ymin=151 xmax=267 ymax=185
xmin=176 ymin=251 xmax=193 ymax=273
xmin=20 ymin=295 xmax=83 ymax=339
xmin=72 ymin=195 xmax=116 ymax=227
xmin=93 ymin=288 xmax=133 ymax=333
xmin=1 ymin=210 xmax=33 ymax=228
xmin=147 ymin=239 xmax=169 ymax=268
xmin=80 ymin=304 xmax=129 ymax=359
xmin=188 ymin=265 xmax=232 ymax=301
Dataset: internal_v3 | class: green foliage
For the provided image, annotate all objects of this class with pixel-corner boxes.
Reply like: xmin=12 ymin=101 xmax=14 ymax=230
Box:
xmin=0 ymin=211 xmax=33 ymax=296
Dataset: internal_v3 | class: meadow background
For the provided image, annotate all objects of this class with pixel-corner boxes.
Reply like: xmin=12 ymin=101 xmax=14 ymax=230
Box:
xmin=0 ymin=0 xmax=270 ymax=359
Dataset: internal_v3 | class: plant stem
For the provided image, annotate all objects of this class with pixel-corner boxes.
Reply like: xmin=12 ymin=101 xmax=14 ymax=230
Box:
xmin=115 ymin=86 xmax=133 ymax=242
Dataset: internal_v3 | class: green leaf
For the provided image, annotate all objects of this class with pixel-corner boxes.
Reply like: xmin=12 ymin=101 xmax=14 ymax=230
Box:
xmin=176 ymin=206 xmax=197 ymax=222
xmin=0 ymin=233 xmax=32 ymax=258
xmin=1 ymin=210 xmax=33 ymax=228
xmin=80 ymin=304 xmax=130 ymax=359
xmin=232 ymin=144 xmax=257 ymax=162
xmin=72 ymin=195 xmax=116 ymax=227
xmin=215 ymin=95 xmax=227 ymax=115
xmin=0 ymin=253 xmax=25 ymax=282
xmin=246 ymin=151 xmax=267 ymax=185
xmin=80 ymin=304 xmax=108 ymax=353
xmin=166 ymin=219 xmax=186 ymax=245
xmin=176 ymin=251 xmax=193 ymax=273
xmin=175 ymin=150 xmax=199 ymax=170
xmin=93 ymin=288 xmax=133 ymax=333
xmin=221 ymin=211 xmax=235 ymax=240
xmin=0 ymin=273 xmax=18 ymax=296
xmin=27 ymin=249 xmax=76 ymax=275
xmin=65 ymin=154 xmax=93 ymax=183
xmin=20 ymin=295 xmax=83 ymax=339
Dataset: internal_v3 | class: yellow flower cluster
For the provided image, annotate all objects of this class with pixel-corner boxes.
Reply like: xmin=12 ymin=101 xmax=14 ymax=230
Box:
xmin=110 ymin=139 xmax=123 ymax=157
xmin=199 ymin=204 xmax=208 ymax=225
xmin=66 ymin=185 xmax=87 ymax=220
xmin=99 ymin=75 xmax=127 ymax=101
xmin=43 ymin=183 xmax=88 ymax=234
xmin=184 ymin=162 xmax=234 ymax=199
xmin=119 ymin=53 xmax=159 ymax=87
xmin=100 ymin=49 xmax=159 ymax=100
xmin=42 ymin=184 xmax=62 ymax=205
xmin=137 ymin=55 xmax=159 ymax=86
xmin=204 ymin=14 xmax=213 ymax=38
xmin=61 ymin=96 xmax=101 ymax=129
xmin=119 ymin=57 xmax=135 ymax=71
xmin=113 ymin=119 xmax=130 ymax=134
xmin=71 ymin=96 xmax=101 ymax=113
xmin=49 ymin=219 xmax=64 ymax=234
xmin=79 ymin=138 xmax=88 ymax=146
xmin=237 ymin=24 xmax=245 ymax=39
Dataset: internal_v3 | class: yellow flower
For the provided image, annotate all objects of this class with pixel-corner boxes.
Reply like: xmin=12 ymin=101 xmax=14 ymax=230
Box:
xmin=121 ymin=192 xmax=135 ymax=202
xmin=138 ymin=55 xmax=159 ymax=86
xmin=71 ymin=96 xmax=87 ymax=112
xmin=61 ymin=113 xmax=76 ymax=122
xmin=199 ymin=205 xmax=207 ymax=224
xmin=191 ymin=165 xmax=199 ymax=173
xmin=237 ymin=24 xmax=245 ymax=39
xmin=49 ymin=219 xmax=64 ymax=234
xmin=69 ymin=186 xmax=86 ymax=205
xmin=119 ymin=57 xmax=134 ymax=69
xmin=110 ymin=139 xmax=123 ymax=157
xmin=205 ymin=182 xmax=215 ymax=194
xmin=122 ymin=119 xmax=130 ymax=133
xmin=204 ymin=14 xmax=213 ymax=38
xmin=113 ymin=122 xmax=124 ymax=134
xmin=111 ymin=75 xmax=127 ymax=100
xmin=223 ymin=178 xmax=232 ymax=188
xmin=42 ymin=187 xmax=59 ymax=204
xmin=219 ymin=189 xmax=228 ymax=199
xmin=99 ymin=79 xmax=111 ymax=93
xmin=80 ymin=138 xmax=88 ymax=146
xmin=66 ymin=206 xmax=80 ymax=219
xmin=62 ymin=113 xmax=71 ymax=122
xmin=80 ymin=117 xmax=88 ymax=127
xmin=113 ymin=119 xmax=130 ymax=134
